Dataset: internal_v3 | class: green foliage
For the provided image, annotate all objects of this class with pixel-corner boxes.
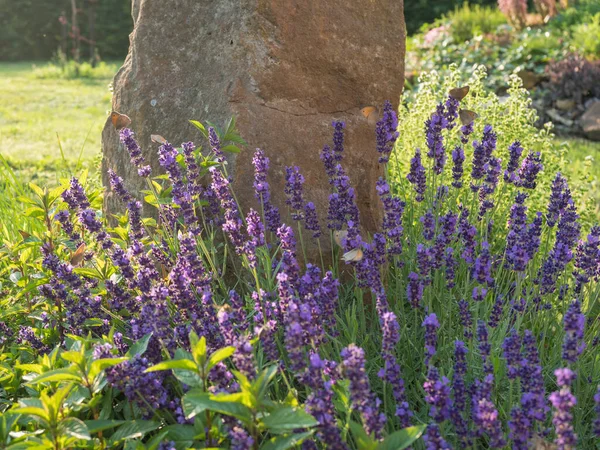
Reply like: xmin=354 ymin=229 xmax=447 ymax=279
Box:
xmin=443 ymin=3 xmax=506 ymax=42
xmin=32 ymin=60 xmax=119 ymax=80
xmin=570 ymin=13 xmax=600 ymax=58
xmin=393 ymin=64 xmax=596 ymax=227
xmin=0 ymin=0 xmax=132 ymax=61
xmin=404 ymin=0 xmax=497 ymax=34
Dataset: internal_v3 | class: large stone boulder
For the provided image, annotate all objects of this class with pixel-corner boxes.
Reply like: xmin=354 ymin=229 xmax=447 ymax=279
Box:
xmin=580 ymin=101 xmax=600 ymax=141
xmin=102 ymin=0 xmax=405 ymax=241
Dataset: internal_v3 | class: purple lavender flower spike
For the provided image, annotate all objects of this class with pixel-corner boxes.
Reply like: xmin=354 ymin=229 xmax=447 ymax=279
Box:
xmin=460 ymin=121 xmax=474 ymax=145
xmin=208 ymin=126 xmax=225 ymax=163
xmin=284 ymin=166 xmax=306 ymax=220
xmin=303 ymin=202 xmax=321 ymax=238
xmin=477 ymin=320 xmax=492 ymax=373
xmin=458 ymin=299 xmax=473 ymax=339
xmin=407 ymin=271 xmax=424 ymax=308
xmin=502 ymin=329 xmax=521 ymax=380
xmin=424 ymin=366 xmax=452 ymax=423
xmin=332 ymin=121 xmax=346 ymax=162
xmin=375 ymin=101 xmax=399 ymax=164
xmin=376 ymin=178 xmax=405 ymax=258
xmin=422 ymin=313 xmax=440 ymax=366
xmin=425 ymin=102 xmax=448 ymax=174
xmin=547 ymin=173 xmax=569 ymax=227
xmin=451 ymin=146 xmax=465 ymax=188
xmin=245 ymin=208 xmax=265 ymax=269
xmin=119 ymin=128 xmax=151 ymax=177
xmin=378 ymin=312 xmax=412 ymax=426
xmin=516 ymin=151 xmax=543 ymax=189
xmin=340 ymin=344 xmax=386 ymax=438
xmin=520 ymin=330 xmax=548 ymax=423
xmin=504 ymin=141 xmax=524 ymax=183
xmin=252 ymin=148 xmax=281 ymax=232
xmin=423 ymin=423 xmax=452 ymax=449
xmin=211 ymin=168 xmax=245 ymax=253
xmin=488 ymin=295 xmax=504 ymax=328
xmin=421 ymin=210 xmax=436 ymax=241
xmin=574 ymin=225 xmax=600 ymax=292
xmin=451 ymin=340 xmax=470 ymax=445
xmin=549 ymin=368 xmax=577 ymax=450
xmin=407 ymin=148 xmax=427 ymax=202
xmin=562 ymin=300 xmax=585 ymax=364
xmin=475 ymin=398 xmax=506 ymax=448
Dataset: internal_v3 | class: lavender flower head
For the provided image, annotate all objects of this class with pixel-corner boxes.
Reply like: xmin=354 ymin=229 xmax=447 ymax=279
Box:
xmin=208 ymin=127 xmax=225 ymax=163
xmin=562 ymin=300 xmax=585 ymax=364
xmin=407 ymin=148 xmax=427 ymax=202
xmin=422 ymin=313 xmax=440 ymax=366
xmin=375 ymin=101 xmax=399 ymax=164
xmin=332 ymin=121 xmax=346 ymax=162
xmin=119 ymin=128 xmax=151 ymax=177
xmin=340 ymin=344 xmax=386 ymax=438
xmin=517 ymin=151 xmax=543 ymax=189
xmin=284 ymin=166 xmax=305 ymax=220
xmin=549 ymin=368 xmax=577 ymax=450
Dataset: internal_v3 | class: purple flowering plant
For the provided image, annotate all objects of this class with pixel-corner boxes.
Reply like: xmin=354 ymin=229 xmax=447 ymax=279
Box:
xmin=1 ymin=77 xmax=599 ymax=449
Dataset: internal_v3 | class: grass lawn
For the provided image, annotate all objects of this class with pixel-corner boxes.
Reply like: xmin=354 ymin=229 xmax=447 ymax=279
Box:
xmin=0 ymin=61 xmax=116 ymax=167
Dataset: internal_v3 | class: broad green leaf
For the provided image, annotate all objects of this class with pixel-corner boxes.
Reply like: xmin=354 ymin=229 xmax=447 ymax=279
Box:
xmin=206 ymin=346 xmax=235 ymax=371
xmin=12 ymin=407 xmax=48 ymax=422
xmin=261 ymin=406 xmax=318 ymax=434
xmin=173 ymin=369 xmax=202 ymax=388
xmin=162 ymin=423 xmax=197 ymax=443
xmin=58 ymin=417 xmax=90 ymax=441
xmin=14 ymin=364 xmax=43 ymax=374
xmin=260 ymin=431 xmax=313 ymax=450
xmin=146 ymin=359 xmax=197 ymax=373
xmin=109 ymin=420 xmax=160 ymax=443
xmin=349 ymin=421 xmax=377 ymax=450
xmin=61 ymin=350 xmax=85 ymax=365
xmin=378 ymin=425 xmax=427 ymax=450
xmin=28 ymin=368 xmax=82 ymax=385
xmin=28 ymin=183 xmax=45 ymax=199
xmin=89 ymin=357 xmax=128 ymax=379
xmin=190 ymin=333 xmax=206 ymax=366
xmin=84 ymin=419 xmax=126 ymax=434
xmin=182 ymin=391 xmax=252 ymax=423
xmin=255 ymin=365 xmax=278 ymax=401
xmin=126 ymin=333 xmax=152 ymax=358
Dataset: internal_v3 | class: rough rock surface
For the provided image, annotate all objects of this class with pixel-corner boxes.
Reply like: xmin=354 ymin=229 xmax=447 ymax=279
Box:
xmin=102 ymin=0 xmax=406 ymax=243
xmin=580 ymin=102 xmax=600 ymax=141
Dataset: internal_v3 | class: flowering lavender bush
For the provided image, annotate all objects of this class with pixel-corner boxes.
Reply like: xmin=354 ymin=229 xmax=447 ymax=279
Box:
xmin=0 ymin=81 xmax=599 ymax=449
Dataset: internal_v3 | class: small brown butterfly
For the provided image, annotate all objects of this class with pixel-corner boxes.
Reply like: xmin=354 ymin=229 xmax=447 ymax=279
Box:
xmin=18 ymin=230 xmax=31 ymax=240
xmin=111 ymin=111 xmax=132 ymax=131
xmin=530 ymin=434 xmax=558 ymax=450
xmin=342 ymin=248 xmax=364 ymax=262
xmin=333 ymin=230 xmax=348 ymax=247
xmin=151 ymin=134 xmax=168 ymax=145
xmin=449 ymin=86 xmax=470 ymax=101
xmin=70 ymin=242 xmax=86 ymax=267
xmin=360 ymin=106 xmax=380 ymax=126
xmin=459 ymin=109 xmax=479 ymax=126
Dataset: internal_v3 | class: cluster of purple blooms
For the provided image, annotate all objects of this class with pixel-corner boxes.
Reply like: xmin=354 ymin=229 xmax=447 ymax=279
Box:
xmin=16 ymin=94 xmax=600 ymax=450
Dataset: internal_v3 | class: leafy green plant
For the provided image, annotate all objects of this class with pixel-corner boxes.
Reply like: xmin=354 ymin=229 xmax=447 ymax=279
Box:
xmin=570 ymin=13 xmax=600 ymax=58
xmin=444 ymin=2 xmax=506 ymax=41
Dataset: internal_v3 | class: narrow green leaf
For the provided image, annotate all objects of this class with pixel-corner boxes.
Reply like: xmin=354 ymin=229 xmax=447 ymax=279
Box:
xmin=349 ymin=421 xmax=377 ymax=450
xmin=378 ymin=425 xmax=427 ymax=450
xmin=126 ymin=333 xmax=152 ymax=358
xmin=221 ymin=145 xmax=241 ymax=154
xmin=146 ymin=359 xmax=197 ymax=373
xmin=85 ymin=419 xmax=126 ymax=434
xmin=109 ymin=420 xmax=160 ymax=443
xmin=28 ymin=368 xmax=82 ymax=385
xmin=182 ymin=391 xmax=252 ymax=423
xmin=206 ymin=346 xmax=235 ymax=371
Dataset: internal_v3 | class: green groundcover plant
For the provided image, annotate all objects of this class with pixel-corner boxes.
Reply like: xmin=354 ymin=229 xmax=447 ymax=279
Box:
xmin=0 ymin=72 xmax=599 ymax=449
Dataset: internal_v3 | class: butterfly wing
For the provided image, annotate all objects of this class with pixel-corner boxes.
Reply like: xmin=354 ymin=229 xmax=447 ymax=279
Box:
xmin=360 ymin=106 xmax=380 ymax=126
xmin=70 ymin=242 xmax=86 ymax=267
xmin=111 ymin=112 xmax=131 ymax=130
xmin=449 ymin=86 xmax=470 ymax=101
xmin=459 ymin=109 xmax=479 ymax=126
xmin=151 ymin=134 xmax=167 ymax=144
xmin=334 ymin=230 xmax=348 ymax=247
xmin=341 ymin=248 xmax=363 ymax=262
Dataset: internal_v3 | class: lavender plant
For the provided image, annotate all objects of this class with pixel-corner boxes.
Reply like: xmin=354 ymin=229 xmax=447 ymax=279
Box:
xmin=0 ymin=81 xmax=599 ymax=450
